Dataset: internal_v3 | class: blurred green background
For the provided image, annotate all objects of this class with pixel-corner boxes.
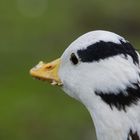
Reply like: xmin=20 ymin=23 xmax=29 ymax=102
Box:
xmin=1 ymin=0 xmax=140 ymax=140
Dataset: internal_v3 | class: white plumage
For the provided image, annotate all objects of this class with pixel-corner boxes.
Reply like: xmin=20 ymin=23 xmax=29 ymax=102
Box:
xmin=30 ymin=30 xmax=140 ymax=140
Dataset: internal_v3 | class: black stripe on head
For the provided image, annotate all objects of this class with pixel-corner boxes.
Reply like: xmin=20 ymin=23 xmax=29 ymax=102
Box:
xmin=77 ymin=40 xmax=139 ymax=64
xmin=95 ymin=83 xmax=140 ymax=111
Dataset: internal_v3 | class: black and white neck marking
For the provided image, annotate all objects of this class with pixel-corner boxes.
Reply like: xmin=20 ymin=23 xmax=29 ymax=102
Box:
xmin=127 ymin=129 xmax=140 ymax=140
xmin=95 ymin=82 xmax=140 ymax=111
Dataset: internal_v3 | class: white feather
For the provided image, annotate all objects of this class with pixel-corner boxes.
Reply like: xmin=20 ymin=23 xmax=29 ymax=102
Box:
xmin=58 ymin=30 xmax=140 ymax=140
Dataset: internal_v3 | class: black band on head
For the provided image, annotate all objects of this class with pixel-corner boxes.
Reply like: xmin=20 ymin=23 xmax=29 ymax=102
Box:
xmin=77 ymin=40 xmax=139 ymax=64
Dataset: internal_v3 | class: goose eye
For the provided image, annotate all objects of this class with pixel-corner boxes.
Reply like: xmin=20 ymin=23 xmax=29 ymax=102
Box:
xmin=70 ymin=53 xmax=79 ymax=65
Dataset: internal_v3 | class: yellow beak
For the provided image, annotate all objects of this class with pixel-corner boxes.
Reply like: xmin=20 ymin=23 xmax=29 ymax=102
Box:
xmin=30 ymin=58 xmax=62 ymax=86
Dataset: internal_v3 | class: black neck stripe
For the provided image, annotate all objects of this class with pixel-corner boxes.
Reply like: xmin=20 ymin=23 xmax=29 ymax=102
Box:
xmin=127 ymin=129 xmax=140 ymax=140
xmin=95 ymin=83 xmax=140 ymax=111
xmin=77 ymin=40 xmax=139 ymax=64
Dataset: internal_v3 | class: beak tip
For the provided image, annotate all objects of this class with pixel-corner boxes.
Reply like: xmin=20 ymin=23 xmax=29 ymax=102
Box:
xmin=29 ymin=69 xmax=34 ymax=76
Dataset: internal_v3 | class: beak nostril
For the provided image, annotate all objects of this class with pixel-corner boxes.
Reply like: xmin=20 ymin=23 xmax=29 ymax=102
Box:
xmin=45 ymin=65 xmax=54 ymax=70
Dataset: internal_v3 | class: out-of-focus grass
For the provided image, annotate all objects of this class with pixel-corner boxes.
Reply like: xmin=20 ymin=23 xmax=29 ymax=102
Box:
xmin=0 ymin=0 xmax=140 ymax=140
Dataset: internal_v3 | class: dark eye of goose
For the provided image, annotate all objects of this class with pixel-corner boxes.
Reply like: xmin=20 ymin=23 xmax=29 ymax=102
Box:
xmin=70 ymin=53 xmax=79 ymax=65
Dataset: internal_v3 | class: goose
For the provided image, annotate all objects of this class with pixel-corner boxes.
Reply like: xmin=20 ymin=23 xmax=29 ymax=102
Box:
xmin=30 ymin=30 xmax=140 ymax=140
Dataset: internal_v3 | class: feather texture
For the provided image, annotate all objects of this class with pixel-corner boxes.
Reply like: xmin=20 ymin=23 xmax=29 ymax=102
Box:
xmin=58 ymin=30 xmax=140 ymax=140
